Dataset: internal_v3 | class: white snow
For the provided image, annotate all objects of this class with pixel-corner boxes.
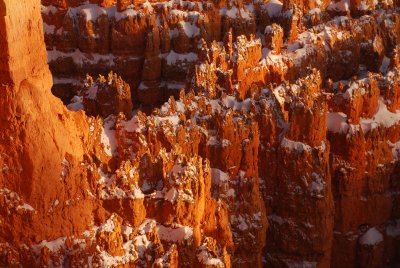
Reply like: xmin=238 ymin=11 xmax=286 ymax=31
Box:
xmin=98 ymin=216 xmax=117 ymax=233
xmin=157 ymin=224 xmax=193 ymax=242
xmin=359 ymin=227 xmax=383 ymax=246
xmin=0 ymin=188 xmax=36 ymax=213
xmin=164 ymin=187 xmax=178 ymax=203
xmin=100 ymin=182 xmax=145 ymax=200
xmin=197 ymin=247 xmax=225 ymax=267
xmin=41 ymin=5 xmax=58 ymax=15
xmin=222 ymin=139 xmax=231 ymax=147
xmin=360 ymin=99 xmax=400 ymax=133
xmin=326 ymin=112 xmax=349 ymax=133
xmin=222 ymin=96 xmax=252 ymax=112
xmin=32 ymin=237 xmax=67 ymax=254
xmin=120 ymin=116 xmax=143 ymax=133
xmin=86 ymin=84 xmax=98 ymax=100
xmin=155 ymin=115 xmax=181 ymax=127
xmin=16 ymin=204 xmax=35 ymax=212
xmin=358 ymin=0 xmax=369 ymax=10
xmin=281 ymin=138 xmax=312 ymax=153
xmin=61 ymin=157 xmax=69 ymax=177
xmin=309 ymin=8 xmax=321 ymax=15
xmin=67 ymin=96 xmax=84 ymax=111
xmin=165 ymin=51 xmax=198 ymax=65
xmin=310 ymin=173 xmax=326 ymax=198
xmin=122 ymin=225 xmax=133 ymax=239
xmin=327 ymin=100 xmax=400 ymax=135
xmin=68 ymin=4 xmax=117 ymax=21
xmin=231 ymin=214 xmax=249 ymax=231
xmin=43 ymin=23 xmax=55 ymax=35
xmin=80 ymin=5 xmax=108 ymax=21
xmin=220 ymin=6 xmax=252 ymax=20
xmin=47 ymin=49 xmax=127 ymax=66
xmin=115 ymin=8 xmax=141 ymax=21
xmin=211 ymin=168 xmax=230 ymax=186
xmin=101 ymin=117 xmax=117 ymax=157
xmin=328 ymin=0 xmax=350 ymax=12
xmin=262 ymin=0 xmax=283 ymax=18
xmin=207 ymin=136 xmax=219 ymax=146
xmin=179 ymin=21 xmax=200 ymax=38
xmin=273 ymin=85 xmax=287 ymax=106
xmin=343 ymin=82 xmax=364 ymax=100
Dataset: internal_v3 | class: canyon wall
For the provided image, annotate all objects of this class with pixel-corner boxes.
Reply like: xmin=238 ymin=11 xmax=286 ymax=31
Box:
xmin=0 ymin=0 xmax=399 ymax=267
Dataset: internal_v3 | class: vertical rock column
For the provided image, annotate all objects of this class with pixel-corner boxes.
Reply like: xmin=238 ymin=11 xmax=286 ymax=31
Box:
xmin=265 ymin=71 xmax=334 ymax=267
xmin=138 ymin=25 xmax=162 ymax=105
xmin=0 ymin=0 xmax=96 ymax=249
xmin=0 ymin=0 xmax=51 ymax=86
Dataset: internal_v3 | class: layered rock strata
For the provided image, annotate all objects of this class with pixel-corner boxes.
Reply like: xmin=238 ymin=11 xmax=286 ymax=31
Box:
xmin=0 ymin=0 xmax=399 ymax=267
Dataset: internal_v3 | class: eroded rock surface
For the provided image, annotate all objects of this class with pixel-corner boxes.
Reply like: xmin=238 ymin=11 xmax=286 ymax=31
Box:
xmin=0 ymin=0 xmax=400 ymax=267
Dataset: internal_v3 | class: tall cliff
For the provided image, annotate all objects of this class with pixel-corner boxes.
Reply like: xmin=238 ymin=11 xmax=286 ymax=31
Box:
xmin=0 ymin=0 xmax=399 ymax=267
xmin=0 ymin=0 xmax=97 ymax=253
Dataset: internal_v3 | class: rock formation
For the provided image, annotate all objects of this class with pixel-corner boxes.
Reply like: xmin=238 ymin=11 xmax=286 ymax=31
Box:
xmin=0 ymin=0 xmax=399 ymax=267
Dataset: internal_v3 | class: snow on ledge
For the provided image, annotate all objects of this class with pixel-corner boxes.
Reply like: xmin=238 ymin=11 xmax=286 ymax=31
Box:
xmin=261 ymin=0 xmax=283 ymax=18
xmin=0 ymin=188 xmax=36 ymax=213
xmin=328 ymin=0 xmax=350 ymax=13
xmin=211 ymin=168 xmax=230 ymax=186
xmin=165 ymin=50 xmax=198 ymax=65
xmin=101 ymin=117 xmax=117 ymax=157
xmin=327 ymin=112 xmax=349 ymax=133
xmin=327 ymin=100 xmax=400 ymax=135
xmin=281 ymin=138 xmax=312 ymax=153
xmin=360 ymin=100 xmax=400 ymax=134
xmin=157 ymin=224 xmax=193 ymax=242
xmin=359 ymin=227 xmax=383 ymax=246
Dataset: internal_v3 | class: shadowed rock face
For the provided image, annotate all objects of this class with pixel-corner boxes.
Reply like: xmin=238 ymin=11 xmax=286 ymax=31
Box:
xmin=0 ymin=0 xmax=399 ymax=267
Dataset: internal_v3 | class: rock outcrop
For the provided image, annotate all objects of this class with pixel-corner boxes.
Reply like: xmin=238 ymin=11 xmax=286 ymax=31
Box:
xmin=0 ymin=0 xmax=399 ymax=267
xmin=0 ymin=0 xmax=97 ymax=255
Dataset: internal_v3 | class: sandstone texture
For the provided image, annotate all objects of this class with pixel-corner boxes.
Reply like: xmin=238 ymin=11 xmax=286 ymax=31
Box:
xmin=0 ymin=0 xmax=399 ymax=267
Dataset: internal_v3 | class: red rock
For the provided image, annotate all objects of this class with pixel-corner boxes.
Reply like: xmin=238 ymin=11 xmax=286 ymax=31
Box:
xmin=264 ymin=23 xmax=284 ymax=54
xmin=82 ymin=72 xmax=133 ymax=118
xmin=1 ymin=1 xmax=400 ymax=267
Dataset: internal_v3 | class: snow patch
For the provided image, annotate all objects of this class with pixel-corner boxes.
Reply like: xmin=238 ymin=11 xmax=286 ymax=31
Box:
xmin=281 ymin=138 xmax=312 ymax=153
xmin=165 ymin=51 xmax=198 ymax=65
xmin=262 ymin=0 xmax=283 ymax=18
xmin=359 ymin=227 xmax=383 ymax=246
xmin=157 ymin=224 xmax=193 ymax=242
xmin=197 ymin=245 xmax=225 ymax=267
xmin=101 ymin=117 xmax=117 ymax=157
xmin=360 ymin=99 xmax=400 ymax=133
xmin=211 ymin=168 xmax=230 ymax=186
xmin=328 ymin=0 xmax=350 ymax=12
xmin=327 ymin=112 xmax=349 ymax=133
xmin=16 ymin=204 xmax=35 ymax=212
xmin=120 ymin=116 xmax=144 ymax=133
xmin=179 ymin=21 xmax=200 ymax=37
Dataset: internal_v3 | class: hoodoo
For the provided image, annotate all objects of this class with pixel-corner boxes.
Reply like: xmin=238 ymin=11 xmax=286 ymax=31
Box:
xmin=0 ymin=0 xmax=399 ymax=267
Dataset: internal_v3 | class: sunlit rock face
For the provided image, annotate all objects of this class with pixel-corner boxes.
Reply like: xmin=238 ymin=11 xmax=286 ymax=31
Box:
xmin=0 ymin=0 xmax=399 ymax=267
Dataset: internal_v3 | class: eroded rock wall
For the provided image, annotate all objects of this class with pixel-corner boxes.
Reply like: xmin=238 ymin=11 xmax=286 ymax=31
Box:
xmin=0 ymin=0 xmax=98 ymax=251
xmin=0 ymin=0 xmax=399 ymax=267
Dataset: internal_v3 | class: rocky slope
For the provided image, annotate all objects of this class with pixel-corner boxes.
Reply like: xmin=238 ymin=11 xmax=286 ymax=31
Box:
xmin=0 ymin=0 xmax=399 ymax=267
